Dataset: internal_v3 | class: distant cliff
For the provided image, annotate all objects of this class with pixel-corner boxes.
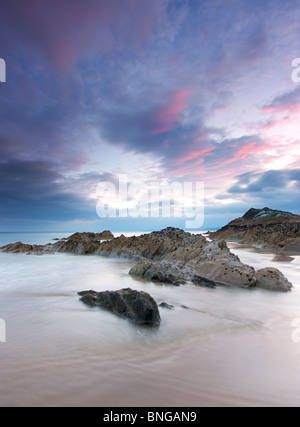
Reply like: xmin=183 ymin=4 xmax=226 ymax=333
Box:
xmin=208 ymin=207 xmax=300 ymax=253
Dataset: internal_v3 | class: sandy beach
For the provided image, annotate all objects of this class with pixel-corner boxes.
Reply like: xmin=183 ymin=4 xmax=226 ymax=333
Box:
xmin=0 ymin=233 xmax=300 ymax=407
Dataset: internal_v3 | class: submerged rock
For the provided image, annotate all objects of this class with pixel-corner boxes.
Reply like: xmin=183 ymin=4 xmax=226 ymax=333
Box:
xmin=256 ymin=268 xmax=293 ymax=292
xmin=159 ymin=302 xmax=174 ymax=310
xmin=192 ymin=275 xmax=217 ymax=288
xmin=78 ymin=288 xmax=161 ymax=326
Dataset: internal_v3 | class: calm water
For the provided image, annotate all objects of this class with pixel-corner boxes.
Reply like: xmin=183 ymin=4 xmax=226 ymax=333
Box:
xmin=0 ymin=232 xmax=300 ymax=407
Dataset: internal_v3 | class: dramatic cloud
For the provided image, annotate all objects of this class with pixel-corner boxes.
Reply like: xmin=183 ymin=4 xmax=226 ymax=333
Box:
xmin=1 ymin=0 xmax=300 ymax=230
xmin=229 ymin=169 xmax=300 ymax=194
xmin=223 ymin=169 xmax=300 ymax=216
xmin=0 ymin=159 xmax=98 ymax=223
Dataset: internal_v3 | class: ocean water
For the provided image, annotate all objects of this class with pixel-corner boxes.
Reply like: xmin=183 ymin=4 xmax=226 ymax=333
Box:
xmin=0 ymin=232 xmax=300 ymax=407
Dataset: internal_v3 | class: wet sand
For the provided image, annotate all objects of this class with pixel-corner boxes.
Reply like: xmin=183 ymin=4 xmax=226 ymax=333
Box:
xmin=0 ymin=237 xmax=300 ymax=407
xmin=228 ymin=242 xmax=296 ymax=263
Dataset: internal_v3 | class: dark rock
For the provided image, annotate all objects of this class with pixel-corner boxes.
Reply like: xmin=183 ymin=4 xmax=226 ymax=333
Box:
xmin=129 ymin=260 xmax=186 ymax=286
xmin=159 ymin=302 xmax=174 ymax=310
xmin=78 ymin=290 xmax=98 ymax=307
xmin=78 ymin=288 xmax=161 ymax=326
xmin=242 ymin=207 xmax=297 ymax=220
xmin=192 ymin=275 xmax=217 ymax=288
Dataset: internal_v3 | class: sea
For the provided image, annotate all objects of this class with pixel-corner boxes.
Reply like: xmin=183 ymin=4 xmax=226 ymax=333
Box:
xmin=0 ymin=231 xmax=300 ymax=407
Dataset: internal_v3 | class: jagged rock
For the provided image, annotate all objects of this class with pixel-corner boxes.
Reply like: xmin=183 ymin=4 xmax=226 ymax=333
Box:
xmin=129 ymin=259 xmax=186 ymax=286
xmin=192 ymin=275 xmax=217 ymax=288
xmin=189 ymin=259 xmax=257 ymax=289
xmin=256 ymin=268 xmax=293 ymax=292
xmin=97 ymin=227 xmax=206 ymax=260
xmin=165 ymin=239 xmax=257 ymax=288
xmin=53 ymin=231 xmax=114 ymax=254
xmin=78 ymin=288 xmax=160 ymax=326
xmin=0 ymin=226 xmax=293 ymax=292
xmin=65 ymin=231 xmax=114 ymax=241
xmin=0 ymin=231 xmax=114 ymax=256
xmin=0 ymin=242 xmax=54 ymax=255
xmin=242 ymin=207 xmax=297 ymax=220
xmin=209 ymin=207 xmax=300 ymax=253
xmin=54 ymin=239 xmax=101 ymax=254
xmin=129 ymin=245 xmax=257 ymax=288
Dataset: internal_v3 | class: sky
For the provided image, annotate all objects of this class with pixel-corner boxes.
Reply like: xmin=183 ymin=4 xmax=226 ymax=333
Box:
xmin=0 ymin=0 xmax=300 ymax=231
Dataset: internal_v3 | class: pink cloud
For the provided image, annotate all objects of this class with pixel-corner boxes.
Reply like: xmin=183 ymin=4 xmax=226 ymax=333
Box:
xmin=237 ymin=141 xmax=269 ymax=156
xmin=261 ymin=88 xmax=300 ymax=115
xmin=210 ymin=141 xmax=270 ymax=170
xmin=150 ymin=89 xmax=193 ymax=135
xmin=262 ymin=104 xmax=300 ymax=114
xmin=169 ymin=138 xmax=272 ymax=182
xmin=175 ymin=146 xmax=216 ymax=164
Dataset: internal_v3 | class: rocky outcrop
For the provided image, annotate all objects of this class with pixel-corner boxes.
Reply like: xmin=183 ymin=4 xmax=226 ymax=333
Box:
xmin=0 ymin=226 xmax=293 ymax=292
xmin=53 ymin=231 xmax=114 ymax=254
xmin=0 ymin=242 xmax=55 ymax=255
xmin=78 ymin=288 xmax=161 ymax=326
xmin=96 ymin=227 xmax=206 ymax=260
xmin=64 ymin=231 xmax=114 ymax=241
xmin=129 ymin=239 xmax=257 ymax=289
xmin=256 ymin=268 xmax=293 ymax=292
xmin=242 ymin=207 xmax=298 ymax=220
xmin=192 ymin=276 xmax=217 ymax=288
xmin=0 ymin=231 xmax=114 ymax=255
xmin=167 ymin=239 xmax=257 ymax=288
xmin=209 ymin=207 xmax=300 ymax=253
xmin=129 ymin=260 xmax=186 ymax=286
